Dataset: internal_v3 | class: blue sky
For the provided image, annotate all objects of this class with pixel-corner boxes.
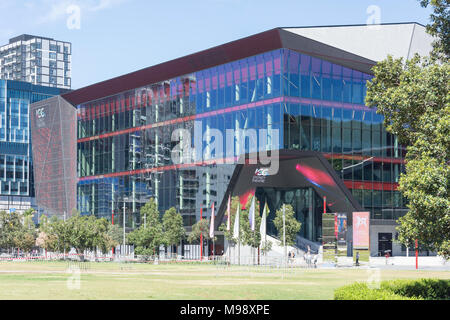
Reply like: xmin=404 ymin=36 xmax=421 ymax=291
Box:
xmin=0 ymin=0 xmax=433 ymax=89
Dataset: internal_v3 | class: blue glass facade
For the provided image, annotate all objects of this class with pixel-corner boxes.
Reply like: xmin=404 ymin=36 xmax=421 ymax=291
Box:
xmin=76 ymin=48 xmax=407 ymax=230
xmin=0 ymin=79 xmax=64 ymax=197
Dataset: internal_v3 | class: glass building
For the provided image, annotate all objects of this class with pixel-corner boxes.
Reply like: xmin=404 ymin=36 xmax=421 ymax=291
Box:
xmin=33 ymin=23 xmax=433 ymax=256
xmin=0 ymin=79 xmax=66 ymax=213
xmin=74 ymin=47 xmax=404 ymax=221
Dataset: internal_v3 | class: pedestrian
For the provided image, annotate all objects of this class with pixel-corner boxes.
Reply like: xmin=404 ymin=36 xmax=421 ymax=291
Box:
xmin=356 ymin=252 xmax=360 ymax=266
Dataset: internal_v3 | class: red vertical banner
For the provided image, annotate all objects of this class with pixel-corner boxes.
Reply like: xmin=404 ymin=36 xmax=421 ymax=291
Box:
xmin=352 ymin=212 xmax=370 ymax=249
xmin=334 ymin=214 xmax=338 ymax=239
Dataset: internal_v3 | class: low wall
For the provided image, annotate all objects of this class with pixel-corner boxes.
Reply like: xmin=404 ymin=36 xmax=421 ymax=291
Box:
xmin=369 ymin=256 xmax=449 ymax=267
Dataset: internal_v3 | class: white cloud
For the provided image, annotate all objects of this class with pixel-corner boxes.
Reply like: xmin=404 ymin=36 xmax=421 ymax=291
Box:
xmin=89 ymin=0 xmax=128 ymax=12
xmin=35 ymin=0 xmax=129 ymax=25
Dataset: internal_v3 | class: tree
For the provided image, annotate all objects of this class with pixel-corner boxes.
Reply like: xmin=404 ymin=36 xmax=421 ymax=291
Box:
xmin=23 ymin=208 xmax=35 ymax=218
xmin=41 ymin=216 xmax=70 ymax=253
xmin=273 ymin=205 xmax=301 ymax=246
xmin=419 ymin=0 xmax=450 ymax=60
xmin=127 ymin=198 xmax=164 ymax=256
xmin=188 ymin=219 xmax=211 ymax=243
xmin=0 ymin=211 xmax=24 ymax=252
xmin=162 ymin=207 xmax=185 ymax=253
xmin=219 ymin=196 xmax=242 ymax=244
xmin=240 ymin=196 xmax=262 ymax=249
xmin=107 ymin=224 xmax=123 ymax=247
xmin=14 ymin=231 xmax=35 ymax=254
xmin=366 ymin=27 xmax=449 ymax=257
xmin=15 ymin=212 xmax=37 ymax=255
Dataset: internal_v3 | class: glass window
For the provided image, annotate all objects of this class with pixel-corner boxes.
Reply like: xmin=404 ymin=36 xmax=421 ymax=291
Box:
xmin=352 ymin=70 xmax=363 ymax=104
xmin=311 ymin=57 xmax=321 ymax=99
xmin=322 ymin=61 xmax=332 ymax=101
xmin=300 ymin=54 xmax=311 ymax=98
xmin=342 ymin=67 xmax=352 ymax=103
xmin=332 ymin=126 xmax=341 ymax=153
xmin=288 ymin=51 xmax=300 ymax=97
xmin=332 ymin=64 xmax=343 ymax=102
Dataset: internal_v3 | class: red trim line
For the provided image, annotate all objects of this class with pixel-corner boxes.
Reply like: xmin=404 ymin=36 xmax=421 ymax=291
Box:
xmin=79 ymin=156 xmax=240 ymax=181
xmin=77 ymin=97 xmax=283 ymax=143
xmin=345 ymin=180 xmax=399 ymax=191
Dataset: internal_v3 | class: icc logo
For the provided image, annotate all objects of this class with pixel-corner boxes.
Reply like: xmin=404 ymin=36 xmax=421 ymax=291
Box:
xmin=36 ymin=108 xmax=46 ymax=119
xmin=254 ymin=168 xmax=269 ymax=176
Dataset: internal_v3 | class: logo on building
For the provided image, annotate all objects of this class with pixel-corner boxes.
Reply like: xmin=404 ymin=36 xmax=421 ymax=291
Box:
xmin=35 ymin=106 xmax=48 ymax=128
xmin=36 ymin=108 xmax=46 ymax=119
xmin=252 ymin=168 xmax=270 ymax=183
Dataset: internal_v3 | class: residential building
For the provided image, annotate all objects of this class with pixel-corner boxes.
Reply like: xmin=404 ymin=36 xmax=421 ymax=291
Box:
xmin=0 ymin=35 xmax=71 ymax=89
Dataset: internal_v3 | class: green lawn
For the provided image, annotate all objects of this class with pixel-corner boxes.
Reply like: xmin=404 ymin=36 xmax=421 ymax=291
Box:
xmin=0 ymin=261 xmax=448 ymax=300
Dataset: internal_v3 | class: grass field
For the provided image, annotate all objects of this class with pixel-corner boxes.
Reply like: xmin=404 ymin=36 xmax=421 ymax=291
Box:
xmin=0 ymin=261 xmax=449 ymax=300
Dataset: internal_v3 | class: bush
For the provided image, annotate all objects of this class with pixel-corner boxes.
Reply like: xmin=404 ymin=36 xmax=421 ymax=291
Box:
xmin=334 ymin=279 xmax=449 ymax=300
xmin=334 ymin=283 xmax=411 ymax=300
xmin=380 ymin=279 xmax=450 ymax=300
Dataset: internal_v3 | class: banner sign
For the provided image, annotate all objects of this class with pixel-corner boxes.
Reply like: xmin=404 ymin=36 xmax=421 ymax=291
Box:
xmin=336 ymin=213 xmax=347 ymax=249
xmin=353 ymin=212 xmax=370 ymax=249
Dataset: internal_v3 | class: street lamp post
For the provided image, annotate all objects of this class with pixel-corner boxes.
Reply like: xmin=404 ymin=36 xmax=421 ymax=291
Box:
xmin=283 ymin=204 xmax=286 ymax=267
xmin=123 ymin=199 xmax=127 ymax=250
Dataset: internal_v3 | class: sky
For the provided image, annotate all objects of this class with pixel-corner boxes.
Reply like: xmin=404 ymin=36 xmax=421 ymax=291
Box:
xmin=0 ymin=0 xmax=433 ymax=90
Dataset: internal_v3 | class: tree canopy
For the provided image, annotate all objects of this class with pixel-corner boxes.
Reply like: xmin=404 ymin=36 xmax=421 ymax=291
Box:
xmin=365 ymin=2 xmax=449 ymax=258
xmin=273 ymin=204 xmax=301 ymax=247
xmin=419 ymin=0 xmax=450 ymax=60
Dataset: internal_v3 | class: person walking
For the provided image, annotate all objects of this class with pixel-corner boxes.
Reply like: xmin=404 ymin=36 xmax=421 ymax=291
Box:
xmin=356 ymin=252 xmax=360 ymax=266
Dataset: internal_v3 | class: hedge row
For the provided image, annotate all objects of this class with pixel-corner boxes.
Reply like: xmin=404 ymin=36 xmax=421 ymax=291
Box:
xmin=334 ymin=279 xmax=450 ymax=300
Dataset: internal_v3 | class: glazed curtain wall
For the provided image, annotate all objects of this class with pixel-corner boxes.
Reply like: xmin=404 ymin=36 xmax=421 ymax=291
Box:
xmin=0 ymin=79 xmax=63 ymax=197
xmin=280 ymin=49 xmax=406 ymax=220
xmin=77 ymin=48 xmax=406 ymax=221
xmin=77 ymin=49 xmax=283 ymax=140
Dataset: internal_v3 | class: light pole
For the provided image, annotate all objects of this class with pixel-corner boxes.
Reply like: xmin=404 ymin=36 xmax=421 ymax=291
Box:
xmin=283 ymin=204 xmax=286 ymax=267
xmin=64 ymin=211 xmax=66 ymax=259
xmin=123 ymin=198 xmax=127 ymax=250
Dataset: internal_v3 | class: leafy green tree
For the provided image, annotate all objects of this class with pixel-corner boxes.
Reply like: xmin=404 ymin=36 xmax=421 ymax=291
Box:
xmin=366 ymin=42 xmax=449 ymax=257
xmin=14 ymin=212 xmax=37 ymax=255
xmin=219 ymin=196 xmax=242 ymax=244
xmin=107 ymin=224 xmax=123 ymax=247
xmin=23 ymin=208 xmax=35 ymax=218
xmin=419 ymin=0 xmax=449 ymax=60
xmin=35 ymin=232 xmax=56 ymax=252
xmin=127 ymin=198 xmax=164 ymax=256
xmin=39 ymin=216 xmax=69 ymax=253
xmin=220 ymin=196 xmax=270 ymax=249
xmin=0 ymin=211 xmax=24 ymax=251
xmin=14 ymin=230 xmax=36 ymax=254
xmin=260 ymin=240 xmax=273 ymax=255
xmin=38 ymin=214 xmax=49 ymax=232
xmin=240 ymin=196 xmax=262 ymax=249
xmin=162 ymin=207 xmax=185 ymax=253
xmin=273 ymin=205 xmax=301 ymax=246
xmin=188 ymin=219 xmax=211 ymax=243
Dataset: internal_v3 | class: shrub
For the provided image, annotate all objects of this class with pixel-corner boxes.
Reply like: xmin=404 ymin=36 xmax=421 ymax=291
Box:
xmin=334 ymin=279 xmax=449 ymax=300
xmin=334 ymin=283 xmax=411 ymax=300
xmin=380 ymin=279 xmax=450 ymax=300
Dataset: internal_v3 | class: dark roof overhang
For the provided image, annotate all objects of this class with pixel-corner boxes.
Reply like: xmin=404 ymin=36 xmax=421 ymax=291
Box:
xmin=62 ymin=28 xmax=376 ymax=106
